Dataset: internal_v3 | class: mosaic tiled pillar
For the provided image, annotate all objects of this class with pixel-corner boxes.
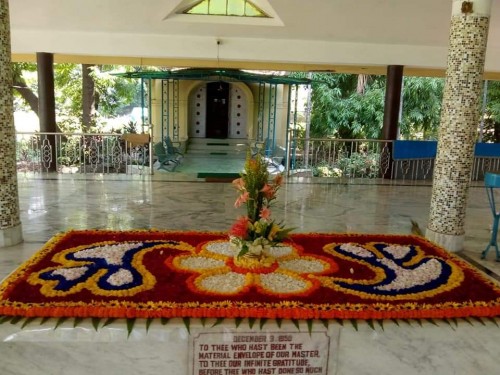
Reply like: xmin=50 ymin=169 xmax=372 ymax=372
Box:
xmin=426 ymin=0 xmax=491 ymax=252
xmin=0 ymin=0 xmax=23 ymax=247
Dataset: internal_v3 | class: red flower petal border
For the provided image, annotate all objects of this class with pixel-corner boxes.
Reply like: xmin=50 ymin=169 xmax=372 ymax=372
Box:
xmin=0 ymin=229 xmax=499 ymax=320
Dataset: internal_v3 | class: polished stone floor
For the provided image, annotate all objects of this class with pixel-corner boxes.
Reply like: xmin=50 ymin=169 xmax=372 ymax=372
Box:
xmin=1 ymin=174 xmax=500 ymax=374
xmin=4 ymin=173 xmax=500 ymax=279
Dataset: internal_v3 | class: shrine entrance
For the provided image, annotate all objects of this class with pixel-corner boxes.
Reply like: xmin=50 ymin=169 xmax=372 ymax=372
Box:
xmin=206 ymin=81 xmax=229 ymax=138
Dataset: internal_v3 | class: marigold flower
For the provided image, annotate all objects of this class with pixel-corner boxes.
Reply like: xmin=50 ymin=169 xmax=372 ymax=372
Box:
xmin=229 ymin=216 xmax=250 ymax=238
xmin=234 ymin=191 xmax=249 ymax=208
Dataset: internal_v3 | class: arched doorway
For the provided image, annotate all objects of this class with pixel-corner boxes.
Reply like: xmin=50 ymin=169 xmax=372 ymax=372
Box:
xmin=188 ymin=82 xmax=249 ymax=139
xmin=206 ymin=81 xmax=229 ymax=138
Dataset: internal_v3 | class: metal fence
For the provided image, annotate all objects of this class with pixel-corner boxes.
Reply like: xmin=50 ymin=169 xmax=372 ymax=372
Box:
xmin=13 ymin=132 xmax=500 ymax=181
xmin=16 ymin=132 xmax=150 ymax=175
xmin=287 ymin=137 xmax=500 ymax=181
xmin=288 ymin=138 xmax=392 ymax=179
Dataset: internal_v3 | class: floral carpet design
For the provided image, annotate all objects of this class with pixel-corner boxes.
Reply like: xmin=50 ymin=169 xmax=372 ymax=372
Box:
xmin=0 ymin=230 xmax=499 ymax=320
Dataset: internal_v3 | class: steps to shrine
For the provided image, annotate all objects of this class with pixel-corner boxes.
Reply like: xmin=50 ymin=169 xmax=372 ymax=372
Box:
xmin=187 ymin=138 xmax=249 ymax=157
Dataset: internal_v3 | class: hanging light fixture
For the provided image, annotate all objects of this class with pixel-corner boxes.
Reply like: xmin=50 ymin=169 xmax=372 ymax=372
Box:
xmin=216 ymin=39 xmax=224 ymax=91
xmin=461 ymin=1 xmax=473 ymax=14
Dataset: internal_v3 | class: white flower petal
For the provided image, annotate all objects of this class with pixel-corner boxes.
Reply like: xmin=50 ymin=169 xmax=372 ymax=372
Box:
xmin=205 ymin=241 xmax=234 ymax=257
xmin=375 ymin=258 xmax=443 ymax=291
xmin=279 ymin=259 xmax=327 ymax=274
xmin=199 ymin=272 xmax=246 ymax=293
xmin=339 ymin=243 xmax=373 ymax=258
xmin=180 ymin=256 xmax=226 ymax=270
xmin=73 ymin=242 xmax=143 ymax=266
xmin=107 ymin=268 xmax=134 ymax=286
xmin=51 ymin=266 xmax=89 ymax=281
xmin=259 ymin=273 xmax=309 ymax=294
xmin=268 ymin=245 xmax=294 ymax=258
xmin=383 ymin=245 xmax=412 ymax=259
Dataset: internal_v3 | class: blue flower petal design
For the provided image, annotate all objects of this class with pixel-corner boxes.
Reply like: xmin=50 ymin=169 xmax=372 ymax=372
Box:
xmin=332 ymin=243 xmax=455 ymax=297
xmin=39 ymin=241 xmax=167 ymax=292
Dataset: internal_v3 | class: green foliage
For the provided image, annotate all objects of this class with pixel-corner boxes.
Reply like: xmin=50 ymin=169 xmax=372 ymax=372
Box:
xmin=127 ymin=318 xmax=136 ymax=338
xmin=16 ymin=137 xmax=40 ymax=162
xmin=12 ymin=63 xmax=141 ymax=133
xmin=212 ymin=318 xmax=225 ymax=327
xmin=4 ymin=316 xmax=500 ymax=335
xmin=399 ymin=77 xmax=444 ymax=139
xmin=92 ymin=65 xmax=141 ymax=116
xmin=309 ymin=73 xmax=385 ymax=139
xmin=12 ymin=62 xmax=38 ymax=112
xmin=122 ymin=120 xmax=139 ymax=134
xmin=54 ymin=317 xmax=68 ymax=329
xmin=73 ymin=317 xmax=84 ymax=327
xmin=335 ymin=151 xmax=380 ymax=178
xmin=486 ymin=81 xmax=500 ymax=121
xmin=312 ymin=161 xmax=342 ymax=177
xmin=146 ymin=318 xmax=154 ymax=332
xmin=0 ymin=316 xmax=14 ymax=324
xmin=56 ymin=137 xmax=81 ymax=167
xmin=183 ymin=317 xmax=191 ymax=334
xmin=91 ymin=317 xmax=101 ymax=331
xmin=21 ymin=317 xmax=37 ymax=329
xmin=483 ymin=81 xmax=500 ymax=143
xmin=307 ymin=73 xmax=444 ymax=140
xmin=56 ymin=64 xmax=141 ymax=131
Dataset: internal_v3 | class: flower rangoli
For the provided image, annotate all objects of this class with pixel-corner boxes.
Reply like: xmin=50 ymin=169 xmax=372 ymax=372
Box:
xmin=167 ymin=240 xmax=338 ymax=297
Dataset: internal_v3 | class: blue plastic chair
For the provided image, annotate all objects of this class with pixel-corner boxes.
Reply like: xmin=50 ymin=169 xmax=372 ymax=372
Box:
xmin=482 ymin=172 xmax=500 ymax=261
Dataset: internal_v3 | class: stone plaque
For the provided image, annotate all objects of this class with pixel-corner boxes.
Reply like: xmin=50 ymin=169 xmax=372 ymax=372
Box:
xmin=189 ymin=330 xmax=331 ymax=375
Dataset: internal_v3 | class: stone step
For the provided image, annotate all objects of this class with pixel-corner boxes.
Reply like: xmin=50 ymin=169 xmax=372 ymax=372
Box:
xmin=187 ymin=138 xmax=250 ymax=156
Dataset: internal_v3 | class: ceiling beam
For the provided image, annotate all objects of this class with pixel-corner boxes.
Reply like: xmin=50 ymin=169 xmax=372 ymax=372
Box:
xmin=12 ymin=53 xmax=500 ymax=80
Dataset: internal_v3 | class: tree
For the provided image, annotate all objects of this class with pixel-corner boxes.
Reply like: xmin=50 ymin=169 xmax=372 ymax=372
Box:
xmin=12 ymin=62 xmax=39 ymax=115
xmin=482 ymin=80 xmax=500 ymax=143
xmin=13 ymin=62 xmax=141 ymax=132
xmin=308 ymin=73 xmax=444 ymax=140
xmin=399 ymin=77 xmax=444 ymax=140
xmin=309 ymin=73 xmax=385 ymax=139
xmin=82 ymin=64 xmax=97 ymax=132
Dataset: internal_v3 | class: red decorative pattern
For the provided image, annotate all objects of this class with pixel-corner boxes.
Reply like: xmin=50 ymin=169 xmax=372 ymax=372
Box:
xmin=0 ymin=230 xmax=499 ymax=320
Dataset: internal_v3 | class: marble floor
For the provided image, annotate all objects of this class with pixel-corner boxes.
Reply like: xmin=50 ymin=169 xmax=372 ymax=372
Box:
xmin=1 ymin=174 xmax=500 ymax=374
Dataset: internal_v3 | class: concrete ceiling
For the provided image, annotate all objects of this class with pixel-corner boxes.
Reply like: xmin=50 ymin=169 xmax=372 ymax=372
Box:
xmin=9 ymin=0 xmax=500 ymax=78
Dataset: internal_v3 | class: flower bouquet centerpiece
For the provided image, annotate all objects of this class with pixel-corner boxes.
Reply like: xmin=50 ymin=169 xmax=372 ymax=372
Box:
xmin=229 ymin=152 xmax=293 ymax=268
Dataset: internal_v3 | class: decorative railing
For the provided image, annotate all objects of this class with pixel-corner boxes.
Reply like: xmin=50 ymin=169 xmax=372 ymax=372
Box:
xmin=14 ymin=132 xmax=500 ymax=181
xmin=287 ymin=138 xmax=500 ymax=181
xmin=287 ymin=138 xmax=392 ymax=179
xmin=15 ymin=132 xmax=150 ymax=175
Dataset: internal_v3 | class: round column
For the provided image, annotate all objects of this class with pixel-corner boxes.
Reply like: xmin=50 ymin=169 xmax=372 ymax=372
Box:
xmin=426 ymin=0 xmax=492 ymax=252
xmin=0 ymin=0 xmax=23 ymax=247
xmin=151 ymin=79 xmax=162 ymax=142
xmin=381 ymin=65 xmax=404 ymax=179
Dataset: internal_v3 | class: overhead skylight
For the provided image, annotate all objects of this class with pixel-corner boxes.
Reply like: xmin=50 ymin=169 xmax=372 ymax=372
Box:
xmin=184 ymin=0 xmax=269 ymax=18
xmin=164 ymin=0 xmax=283 ymax=26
